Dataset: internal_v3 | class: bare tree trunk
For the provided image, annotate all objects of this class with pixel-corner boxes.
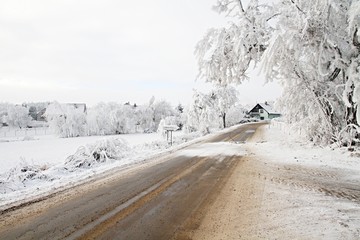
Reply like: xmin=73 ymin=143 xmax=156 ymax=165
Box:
xmin=222 ymin=113 xmax=226 ymax=129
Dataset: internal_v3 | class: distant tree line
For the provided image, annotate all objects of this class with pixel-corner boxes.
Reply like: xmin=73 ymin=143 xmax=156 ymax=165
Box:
xmin=44 ymin=99 xmax=184 ymax=138
xmin=0 ymin=91 xmax=248 ymax=138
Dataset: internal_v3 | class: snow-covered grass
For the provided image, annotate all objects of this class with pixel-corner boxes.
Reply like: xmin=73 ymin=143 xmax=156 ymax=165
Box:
xmin=245 ymin=121 xmax=360 ymax=239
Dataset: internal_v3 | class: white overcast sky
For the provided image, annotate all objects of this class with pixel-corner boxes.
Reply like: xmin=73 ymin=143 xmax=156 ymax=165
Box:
xmin=0 ymin=0 xmax=282 ymax=106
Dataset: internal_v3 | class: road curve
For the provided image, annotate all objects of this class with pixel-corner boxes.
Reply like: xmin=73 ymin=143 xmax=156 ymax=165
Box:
xmin=0 ymin=123 xmax=264 ymax=240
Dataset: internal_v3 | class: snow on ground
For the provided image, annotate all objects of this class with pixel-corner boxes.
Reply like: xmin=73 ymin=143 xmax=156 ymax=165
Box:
xmin=0 ymin=128 xmax=213 ymax=208
xmin=190 ymin=122 xmax=360 ymax=239
xmin=0 ymin=123 xmax=252 ymax=209
xmin=246 ymin=122 xmax=360 ymax=239
xmin=0 ymin=130 xmax=189 ymax=205
xmin=0 ymin=132 xmax=166 ymax=174
xmin=250 ymin=122 xmax=360 ymax=174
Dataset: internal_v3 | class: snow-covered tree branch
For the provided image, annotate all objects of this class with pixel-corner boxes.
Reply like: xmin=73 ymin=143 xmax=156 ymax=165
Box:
xmin=197 ymin=0 xmax=360 ymax=145
xmin=186 ymin=86 xmax=240 ymax=133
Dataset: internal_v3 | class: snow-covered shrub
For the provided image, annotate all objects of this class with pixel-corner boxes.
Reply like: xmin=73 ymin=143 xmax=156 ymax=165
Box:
xmin=0 ymin=162 xmax=52 ymax=194
xmin=64 ymin=138 xmax=131 ymax=170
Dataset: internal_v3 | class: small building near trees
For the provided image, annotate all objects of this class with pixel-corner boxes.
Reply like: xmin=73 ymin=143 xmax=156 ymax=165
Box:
xmin=248 ymin=102 xmax=281 ymax=120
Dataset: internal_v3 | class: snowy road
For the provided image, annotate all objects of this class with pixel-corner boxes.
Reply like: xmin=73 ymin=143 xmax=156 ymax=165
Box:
xmin=0 ymin=123 xmax=263 ymax=240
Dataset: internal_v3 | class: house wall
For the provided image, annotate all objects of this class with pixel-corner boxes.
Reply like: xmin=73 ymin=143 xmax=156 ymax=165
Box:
xmin=268 ymin=114 xmax=281 ymax=119
xmin=249 ymin=104 xmax=281 ymax=120
xmin=259 ymin=109 xmax=269 ymax=120
xmin=249 ymin=112 xmax=259 ymax=118
xmin=250 ymin=110 xmax=280 ymax=120
xmin=249 ymin=104 xmax=261 ymax=119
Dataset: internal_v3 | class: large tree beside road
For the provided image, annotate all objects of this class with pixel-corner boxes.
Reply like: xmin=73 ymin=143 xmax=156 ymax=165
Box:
xmin=196 ymin=0 xmax=360 ymax=145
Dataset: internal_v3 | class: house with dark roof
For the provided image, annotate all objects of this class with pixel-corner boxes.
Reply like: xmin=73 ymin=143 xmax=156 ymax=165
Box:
xmin=36 ymin=108 xmax=47 ymax=121
xmin=248 ymin=102 xmax=281 ymax=120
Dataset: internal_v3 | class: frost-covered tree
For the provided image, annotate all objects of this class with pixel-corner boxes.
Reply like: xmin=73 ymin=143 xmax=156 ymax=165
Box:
xmin=86 ymin=102 xmax=114 ymax=135
xmin=176 ymin=104 xmax=184 ymax=114
xmin=186 ymin=90 xmax=219 ymax=134
xmin=46 ymin=99 xmax=176 ymax=137
xmin=134 ymin=104 xmax=155 ymax=133
xmin=226 ymin=103 xmax=247 ymax=126
xmin=152 ymin=100 xmax=175 ymax=131
xmin=211 ymin=85 xmax=239 ymax=128
xmin=186 ymin=86 xmax=238 ymax=132
xmin=196 ymin=0 xmax=273 ymax=86
xmin=86 ymin=102 xmax=137 ymax=135
xmin=46 ymin=102 xmax=87 ymax=138
xmin=197 ymin=0 xmax=360 ymax=145
xmin=0 ymin=103 xmax=12 ymax=125
xmin=110 ymin=104 xmax=136 ymax=134
xmin=7 ymin=105 xmax=31 ymax=128
xmin=131 ymin=98 xmax=176 ymax=133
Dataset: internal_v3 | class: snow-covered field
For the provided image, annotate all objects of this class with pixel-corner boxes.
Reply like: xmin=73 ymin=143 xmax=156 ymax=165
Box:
xmin=0 ymin=129 xmax=203 ymax=208
xmin=0 ymin=132 xmax=165 ymax=174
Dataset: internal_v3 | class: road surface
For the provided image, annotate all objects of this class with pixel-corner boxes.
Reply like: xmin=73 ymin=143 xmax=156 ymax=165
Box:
xmin=0 ymin=123 xmax=263 ymax=240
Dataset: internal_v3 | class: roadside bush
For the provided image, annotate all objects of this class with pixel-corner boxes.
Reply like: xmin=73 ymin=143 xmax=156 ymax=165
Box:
xmin=64 ymin=138 xmax=131 ymax=170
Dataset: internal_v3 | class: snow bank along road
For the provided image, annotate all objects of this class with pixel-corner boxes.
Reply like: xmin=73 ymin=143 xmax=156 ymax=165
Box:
xmin=0 ymin=123 xmax=263 ymax=240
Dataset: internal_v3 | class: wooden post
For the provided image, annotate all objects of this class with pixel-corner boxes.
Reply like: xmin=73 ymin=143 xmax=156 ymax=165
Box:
xmin=170 ymin=130 xmax=173 ymax=146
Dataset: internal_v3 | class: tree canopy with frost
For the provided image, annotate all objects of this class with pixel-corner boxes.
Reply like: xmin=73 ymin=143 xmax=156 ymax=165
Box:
xmin=212 ymin=85 xmax=239 ymax=128
xmin=45 ymin=99 xmax=177 ymax=138
xmin=196 ymin=0 xmax=360 ymax=145
xmin=45 ymin=102 xmax=87 ymax=138
xmin=7 ymin=105 xmax=31 ymax=128
xmin=186 ymin=90 xmax=219 ymax=134
xmin=186 ymin=86 xmax=239 ymax=133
